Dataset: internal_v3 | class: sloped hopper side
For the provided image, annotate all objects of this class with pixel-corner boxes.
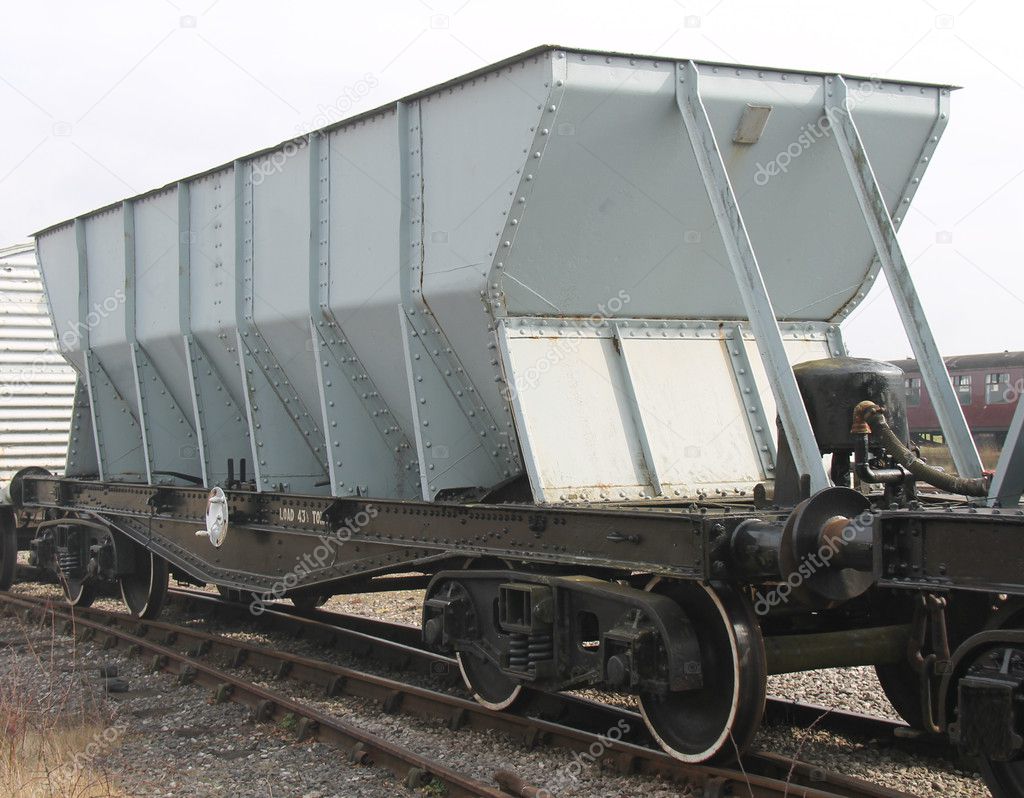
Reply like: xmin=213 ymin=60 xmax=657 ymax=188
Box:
xmin=491 ymin=53 xmax=946 ymax=502
xmin=33 ymin=47 xmax=949 ymax=504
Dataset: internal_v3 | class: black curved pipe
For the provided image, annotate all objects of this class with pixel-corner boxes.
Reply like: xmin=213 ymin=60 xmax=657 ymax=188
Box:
xmin=852 ymin=401 xmax=989 ymax=497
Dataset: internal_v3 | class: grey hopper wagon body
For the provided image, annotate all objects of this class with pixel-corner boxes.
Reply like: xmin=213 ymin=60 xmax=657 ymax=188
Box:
xmin=33 ymin=45 xmax=976 ymax=505
xmin=17 ymin=47 xmax=1024 ymax=786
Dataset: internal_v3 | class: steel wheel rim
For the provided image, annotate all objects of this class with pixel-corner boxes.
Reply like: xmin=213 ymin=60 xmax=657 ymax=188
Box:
xmin=120 ymin=548 xmax=168 ymax=619
xmin=638 ymin=579 xmax=766 ymax=763
xmin=457 ymin=651 xmax=523 ymax=710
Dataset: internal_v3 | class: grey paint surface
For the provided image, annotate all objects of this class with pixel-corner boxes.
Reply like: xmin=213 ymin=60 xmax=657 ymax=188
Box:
xmin=32 ymin=46 xmax=962 ymax=503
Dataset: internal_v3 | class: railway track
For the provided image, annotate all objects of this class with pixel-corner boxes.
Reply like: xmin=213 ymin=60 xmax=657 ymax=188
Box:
xmin=1 ymin=588 xmax=917 ymax=798
xmin=164 ymin=587 xmax=954 ymax=761
xmin=0 ymin=591 xmax=513 ymax=798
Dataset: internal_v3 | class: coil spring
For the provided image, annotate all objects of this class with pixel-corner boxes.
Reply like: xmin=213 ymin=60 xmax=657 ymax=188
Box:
xmin=528 ymin=633 xmax=553 ymax=664
xmin=508 ymin=634 xmax=529 ymax=669
xmin=55 ymin=548 xmax=80 ymax=578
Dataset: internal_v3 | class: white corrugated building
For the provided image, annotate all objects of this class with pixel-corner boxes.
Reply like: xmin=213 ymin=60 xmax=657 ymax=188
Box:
xmin=0 ymin=243 xmax=75 ymax=482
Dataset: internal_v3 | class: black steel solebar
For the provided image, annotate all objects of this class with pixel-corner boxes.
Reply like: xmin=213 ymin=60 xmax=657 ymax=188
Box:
xmin=878 ymin=507 xmax=1024 ymax=594
xmin=18 ymin=476 xmax=781 ymax=590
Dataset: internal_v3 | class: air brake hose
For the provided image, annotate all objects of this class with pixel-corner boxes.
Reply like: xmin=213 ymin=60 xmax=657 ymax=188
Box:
xmin=851 ymin=400 xmax=990 ymax=497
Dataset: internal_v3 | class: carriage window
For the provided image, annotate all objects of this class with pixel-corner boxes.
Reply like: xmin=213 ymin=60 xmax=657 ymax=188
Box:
xmin=986 ymin=372 xmax=1011 ymax=404
xmin=953 ymin=374 xmax=972 ymax=405
xmin=905 ymin=377 xmax=921 ymax=406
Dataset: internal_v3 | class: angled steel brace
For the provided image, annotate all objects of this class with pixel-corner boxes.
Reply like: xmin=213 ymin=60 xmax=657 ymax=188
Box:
xmin=723 ymin=325 xmax=778 ymax=476
xmin=611 ymin=323 xmax=664 ymax=497
xmin=989 ymin=394 xmax=1024 ymax=506
xmin=84 ymin=349 xmax=145 ymax=480
xmin=826 ymin=75 xmax=983 ymax=479
xmin=675 ymin=60 xmax=828 ymax=493
xmin=64 ymin=379 xmax=98 ymax=477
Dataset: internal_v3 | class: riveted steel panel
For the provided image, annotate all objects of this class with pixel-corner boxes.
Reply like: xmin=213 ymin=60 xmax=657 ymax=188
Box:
xmin=130 ymin=191 xmax=200 ymax=483
xmin=500 ymin=317 xmax=832 ymax=502
xmin=324 ymin=113 xmax=412 ymax=442
xmin=497 ymin=54 xmax=945 ymax=324
xmin=186 ymin=168 xmax=251 ymax=487
xmin=31 ymin=46 xmax=957 ymax=503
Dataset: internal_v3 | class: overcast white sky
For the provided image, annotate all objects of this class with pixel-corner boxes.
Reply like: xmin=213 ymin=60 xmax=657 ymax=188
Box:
xmin=1 ymin=0 xmax=1020 ymax=360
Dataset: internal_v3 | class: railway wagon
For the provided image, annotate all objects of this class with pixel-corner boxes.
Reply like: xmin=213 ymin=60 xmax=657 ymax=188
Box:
xmin=894 ymin=350 xmax=1024 ymax=439
xmin=4 ymin=46 xmax=1024 ymax=796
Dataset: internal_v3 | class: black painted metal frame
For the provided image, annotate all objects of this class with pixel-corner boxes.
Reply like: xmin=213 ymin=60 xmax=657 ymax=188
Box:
xmin=15 ymin=475 xmax=1024 ymax=600
xmin=17 ymin=476 xmax=734 ymax=594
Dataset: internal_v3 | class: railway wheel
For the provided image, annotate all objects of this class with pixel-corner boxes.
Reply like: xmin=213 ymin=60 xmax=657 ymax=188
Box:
xmin=119 ymin=543 xmax=168 ymax=619
xmin=0 ymin=508 xmax=16 ymax=591
xmin=974 ymin=599 xmax=1024 ymax=798
xmin=437 ymin=563 xmax=524 ymax=711
xmin=61 ymin=574 xmax=95 ymax=608
xmin=457 ymin=649 xmax=524 ymax=710
xmin=639 ymin=580 xmax=767 ymax=763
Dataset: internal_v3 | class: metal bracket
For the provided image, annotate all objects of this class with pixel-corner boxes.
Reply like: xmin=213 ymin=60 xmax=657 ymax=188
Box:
xmin=83 ymin=348 xmax=143 ymax=480
xmin=611 ymin=322 xmax=664 ymax=497
xmin=989 ymin=394 xmax=1024 ymax=506
xmin=824 ymin=325 xmax=848 ymax=358
xmin=825 ymin=75 xmax=982 ymax=480
xmin=311 ymin=320 xmax=418 ymax=493
xmin=723 ymin=324 xmax=777 ymax=477
xmin=675 ymin=60 xmax=828 ymax=494
xmin=130 ymin=343 xmax=199 ymax=484
xmin=182 ymin=334 xmax=248 ymax=488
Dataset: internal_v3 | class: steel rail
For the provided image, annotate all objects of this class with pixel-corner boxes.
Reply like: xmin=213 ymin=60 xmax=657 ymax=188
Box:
xmin=0 ymin=592 xmax=512 ymax=798
xmin=165 ymin=587 xmax=953 ymax=760
xmin=3 ymin=590 xmax=914 ymax=798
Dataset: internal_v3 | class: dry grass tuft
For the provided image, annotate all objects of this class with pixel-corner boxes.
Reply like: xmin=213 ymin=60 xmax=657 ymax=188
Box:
xmin=0 ymin=612 xmax=127 ymax=798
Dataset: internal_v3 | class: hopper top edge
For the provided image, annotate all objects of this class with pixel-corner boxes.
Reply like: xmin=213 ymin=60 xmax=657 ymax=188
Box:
xmin=32 ymin=43 xmax=958 ymax=238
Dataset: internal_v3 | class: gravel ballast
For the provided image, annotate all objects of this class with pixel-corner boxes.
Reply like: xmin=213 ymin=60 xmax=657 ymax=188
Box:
xmin=1 ymin=581 xmax=991 ymax=797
